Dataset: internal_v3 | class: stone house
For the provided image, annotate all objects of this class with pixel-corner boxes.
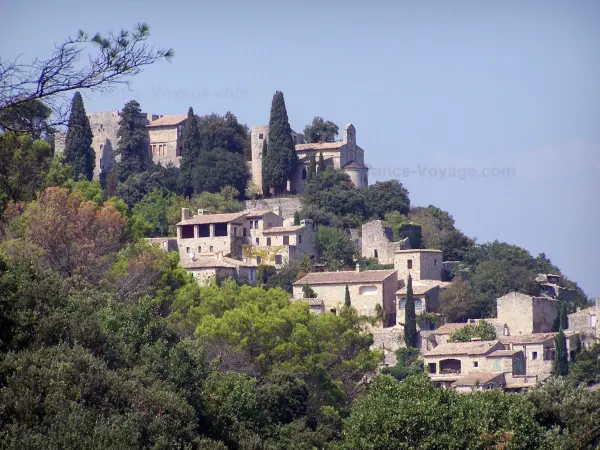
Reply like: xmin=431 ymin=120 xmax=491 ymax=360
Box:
xmin=176 ymin=209 xmax=248 ymax=260
xmin=181 ymin=253 xmax=256 ymax=286
xmin=535 ymin=273 xmax=578 ymax=301
xmin=396 ymin=283 xmax=441 ymax=326
xmin=250 ymin=123 xmax=368 ymax=194
xmin=489 ymin=292 xmax=558 ymax=336
xmin=147 ymin=237 xmax=178 ymax=252
xmin=361 ymin=220 xmax=411 ymax=265
xmin=146 ymin=114 xmax=191 ymax=167
xmin=292 ymin=269 xmax=398 ymax=325
xmin=567 ymin=299 xmax=599 ymax=348
xmin=394 ymin=249 xmax=443 ymax=284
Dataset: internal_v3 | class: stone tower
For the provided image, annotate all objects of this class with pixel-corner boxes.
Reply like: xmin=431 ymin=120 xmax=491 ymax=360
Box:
xmin=250 ymin=125 xmax=269 ymax=190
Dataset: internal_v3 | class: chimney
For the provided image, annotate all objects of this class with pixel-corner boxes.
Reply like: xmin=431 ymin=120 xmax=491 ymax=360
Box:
xmin=182 ymin=208 xmax=191 ymax=221
xmin=356 ymin=264 xmax=360 ymax=273
xmin=272 ymin=206 xmax=282 ymax=217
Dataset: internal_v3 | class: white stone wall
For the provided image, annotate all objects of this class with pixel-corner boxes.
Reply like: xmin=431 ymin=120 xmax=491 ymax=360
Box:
xmin=394 ymin=250 xmax=442 ymax=283
xmin=148 ymin=126 xmax=182 ymax=167
xmin=496 ymin=292 xmax=557 ymax=335
xmin=361 ymin=220 xmax=398 ymax=264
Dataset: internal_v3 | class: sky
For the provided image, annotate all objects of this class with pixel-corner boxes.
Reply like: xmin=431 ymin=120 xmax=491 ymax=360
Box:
xmin=2 ymin=0 xmax=599 ymax=297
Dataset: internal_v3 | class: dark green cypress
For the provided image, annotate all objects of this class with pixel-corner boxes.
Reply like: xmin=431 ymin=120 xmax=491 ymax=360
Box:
xmin=345 ymin=285 xmax=351 ymax=308
xmin=293 ymin=210 xmax=301 ymax=226
xmin=263 ymin=91 xmax=297 ymax=195
xmin=318 ymin=152 xmax=326 ymax=172
xmin=180 ymin=107 xmax=202 ymax=197
xmin=64 ymin=92 xmax=95 ymax=181
xmin=553 ymin=330 xmax=569 ymax=376
xmin=559 ymin=300 xmax=569 ymax=331
xmin=307 ymin=153 xmax=317 ymax=181
xmin=116 ymin=100 xmax=151 ymax=183
xmin=404 ymin=275 xmax=418 ymax=348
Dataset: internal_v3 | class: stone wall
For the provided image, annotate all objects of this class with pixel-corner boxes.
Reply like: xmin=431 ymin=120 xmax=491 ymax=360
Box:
xmin=361 ymin=220 xmax=407 ymax=264
xmin=394 ymin=249 xmax=443 ymax=283
xmin=495 ymin=292 xmax=558 ymax=336
xmin=370 ymin=327 xmax=404 ymax=365
xmin=148 ymin=126 xmax=182 ymax=167
xmin=249 ymin=126 xmax=268 ymax=190
xmin=242 ymin=197 xmax=303 ymax=220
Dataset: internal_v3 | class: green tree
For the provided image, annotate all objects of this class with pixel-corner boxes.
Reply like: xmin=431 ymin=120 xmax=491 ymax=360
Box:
xmin=557 ymin=299 xmax=569 ymax=331
xmin=191 ymin=149 xmax=249 ymax=197
xmin=306 ymin=153 xmax=317 ymax=182
xmin=403 ymin=275 xmax=418 ymax=348
xmin=180 ymin=107 xmax=201 ymax=197
xmin=293 ymin=211 xmax=300 ymax=226
xmin=116 ymin=100 xmax=150 ymax=183
xmin=344 ymin=285 xmax=351 ymax=307
xmin=63 ymin=92 xmax=95 ymax=181
xmin=302 ymin=284 xmax=317 ymax=298
xmin=313 ymin=226 xmax=356 ymax=271
xmin=438 ymin=278 xmax=480 ymax=323
xmin=131 ymin=189 xmax=171 ymax=237
xmin=262 ymin=91 xmax=297 ymax=194
xmin=553 ymin=330 xmax=569 ymax=377
xmin=365 ymin=180 xmax=410 ymax=219
xmin=448 ymin=320 xmax=497 ymax=343
xmin=197 ymin=112 xmax=249 ymax=155
xmin=317 ymin=152 xmax=325 ymax=172
xmin=44 ymin=153 xmax=72 ymax=188
xmin=303 ymin=117 xmax=339 ymax=143
xmin=380 ymin=347 xmax=424 ymax=381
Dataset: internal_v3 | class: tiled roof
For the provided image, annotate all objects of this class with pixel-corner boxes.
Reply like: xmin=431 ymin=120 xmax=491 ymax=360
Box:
xmin=293 ymin=269 xmax=397 ymax=286
xmin=343 ymin=161 xmax=368 ymax=170
xmin=396 ymin=284 xmax=438 ymax=296
xmin=243 ymin=210 xmax=272 ymax=219
xmin=452 ymin=372 xmax=505 ymax=387
xmin=262 ymin=225 xmax=304 ymax=234
xmin=181 ymin=255 xmax=255 ymax=269
xmin=424 ymin=340 xmax=500 ymax=357
xmin=394 ymin=248 xmax=443 ymax=254
xmin=177 ymin=211 xmax=247 ymax=226
xmin=295 ymin=141 xmax=345 ymax=151
xmin=487 ymin=349 xmax=521 ymax=357
xmin=499 ymin=333 xmax=557 ymax=345
xmin=147 ymin=115 xmax=188 ymax=127
xmin=431 ymin=323 xmax=468 ymax=335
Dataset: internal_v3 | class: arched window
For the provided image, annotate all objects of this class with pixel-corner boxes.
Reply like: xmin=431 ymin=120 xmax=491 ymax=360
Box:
xmin=302 ymin=168 xmax=307 ymax=180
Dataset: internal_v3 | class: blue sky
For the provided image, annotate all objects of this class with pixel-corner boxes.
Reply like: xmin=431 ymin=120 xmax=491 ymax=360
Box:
xmin=2 ymin=0 xmax=599 ymax=297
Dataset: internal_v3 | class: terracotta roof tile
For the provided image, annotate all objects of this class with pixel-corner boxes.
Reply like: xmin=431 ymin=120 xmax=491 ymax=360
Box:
xmin=488 ymin=349 xmax=521 ymax=357
xmin=499 ymin=333 xmax=557 ymax=345
xmin=147 ymin=115 xmax=188 ymax=127
xmin=295 ymin=141 xmax=345 ymax=151
xmin=432 ymin=323 xmax=468 ymax=335
xmin=262 ymin=225 xmax=304 ymax=234
xmin=396 ymin=284 xmax=438 ymax=296
xmin=177 ymin=211 xmax=247 ymax=226
xmin=293 ymin=269 xmax=397 ymax=286
xmin=424 ymin=340 xmax=501 ymax=357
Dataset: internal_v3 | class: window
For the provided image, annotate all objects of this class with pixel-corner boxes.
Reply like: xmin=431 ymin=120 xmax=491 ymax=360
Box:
xmin=302 ymin=168 xmax=307 ymax=180
xmin=494 ymin=359 xmax=501 ymax=371
xmin=359 ymin=286 xmax=378 ymax=296
xmin=186 ymin=247 xmax=190 ymax=253
xmin=266 ymin=237 xmax=271 ymax=246
xmin=473 ymin=361 xmax=479 ymax=368
xmin=256 ymin=238 xmax=260 ymax=245
xmin=298 ymin=234 xmax=302 ymax=244
xmin=249 ymin=221 xmax=254 ymax=229
xmin=209 ymin=246 xmax=213 ymax=252
xmin=100 ymin=144 xmax=104 ymax=151
xmin=243 ymin=228 xmax=247 ymax=237
xmin=283 ymin=235 xmax=289 ymax=245
xmin=434 ymin=259 xmax=437 ymax=266
xmin=330 ymin=308 xmax=337 ymax=315
xmin=258 ymin=133 xmax=264 ymax=139
xmin=198 ymin=246 xmax=201 ymax=253
xmin=254 ymin=220 xmax=259 ymax=229
xmin=275 ymin=255 xmax=283 ymax=265
xmin=414 ymin=298 xmax=423 ymax=309
xmin=407 ymin=259 xmax=413 ymax=269
xmin=532 ymin=352 xmax=538 ymax=360
xmin=256 ymin=256 xmax=262 ymax=264
xmin=428 ymin=363 xmax=437 ymax=374
xmin=99 ymin=123 xmax=104 ymax=131
xmin=592 ymin=314 xmax=597 ymax=327
xmin=374 ymin=249 xmax=378 ymax=258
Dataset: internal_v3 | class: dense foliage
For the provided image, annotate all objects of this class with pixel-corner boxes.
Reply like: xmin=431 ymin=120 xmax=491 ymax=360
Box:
xmin=63 ymin=92 xmax=95 ymax=181
xmin=448 ymin=320 xmax=497 ymax=343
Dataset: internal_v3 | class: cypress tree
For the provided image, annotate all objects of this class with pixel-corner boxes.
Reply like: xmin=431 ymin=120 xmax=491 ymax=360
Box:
xmin=263 ymin=91 xmax=298 ymax=195
xmin=293 ymin=210 xmax=301 ymax=226
xmin=553 ymin=330 xmax=569 ymax=376
xmin=64 ymin=92 xmax=95 ymax=180
xmin=318 ymin=152 xmax=326 ymax=172
xmin=307 ymin=153 xmax=317 ymax=182
xmin=404 ymin=275 xmax=418 ymax=348
xmin=116 ymin=100 xmax=151 ymax=183
xmin=559 ymin=299 xmax=569 ymax=331
xmin=345 ymin=285 xmax=351 ymax=308
xmin=261 ymin=137 xmax=270 ymax=196
xmin=180 ymin=107 xmax=202 ymax=197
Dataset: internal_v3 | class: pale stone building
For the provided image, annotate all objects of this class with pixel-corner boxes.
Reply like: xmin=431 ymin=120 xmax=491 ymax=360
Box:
xmin=250 ymin=123 xmax=368 ymax=194
xmin=146 ymin=114 xmax=189 ymax=167
xmin=180 ymin=253 xmax=256 ymax=286
xmin=394 ymin=249 xmax=443 ymax=283
xmin=147 ymin=237 xmax=178 ymax=253
xmin=361 ymin=220 xmax=411 ymax=265
xmin=292 ymin=269 xmax=398 ymax=325
xmin=396 ymin=283 xmax=441 ymax=325
xmin=567 ymin=298 xmax=599 ymax=348
xmin=490 ymin=292 xmax=558 ymax=336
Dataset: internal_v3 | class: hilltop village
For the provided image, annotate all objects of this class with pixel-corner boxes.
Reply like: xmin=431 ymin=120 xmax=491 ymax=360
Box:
xmin=49 ymin=100 xmax=599 ymax=394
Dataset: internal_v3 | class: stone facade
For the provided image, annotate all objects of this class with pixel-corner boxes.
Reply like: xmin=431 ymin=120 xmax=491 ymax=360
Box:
xmin=494 ymin=292 xmax=557 ymax=336
xmin=567 ymin=298 xmax=599 ymax=348
xmin=396 ymin=284 xmax=441 ymax=325
xmin=147 ymin=115 xmax=187 ymax=167
xmin=250 ymin=123 xmax=368 ymax=194
xmin=292 ymin=269 xmax=398 ymax=325
xmin=181 ymin=253 xmax=256 ymax=286
xmin=394 ymin=249 xmax=443 ymax=284
xmin=241 ymin=198 xmax=303 ymax=220
xmin=361 ymin=220 xmax=411 ymax=265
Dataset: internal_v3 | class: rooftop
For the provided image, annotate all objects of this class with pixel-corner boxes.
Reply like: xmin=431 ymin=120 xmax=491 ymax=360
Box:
xmin=451 ymin=372 xmax=505 ymax=387
xmin=244 ymin=210 xmax=272 ymax=219
xmin=177 ymin=211 xmax=247 ymax=226
xmin=293 ymin=269 xmax=397 ymax=286
xmin=295 ymin=141 xmax=345 ymax=151
xmin=499 ymin=333 xmax=557 ymax=345
xmin=424 ymin=340 xmax=500 ymax=357
xmin=181 ymin=255 xmax=255 ymax=270
xmin=396 ymin=284 xmax=438 ymax=296
xmin=487 ymin=349 xmax=522 ymax=357
xmin=430 ymin=323 xmax=468 ymax=335
xmin=262 ymin=225 xmax=305 ymax=234
xmin=569 ymin=306 xmax=596 ymax=316
xmin=147 ymin=115 xmax=188 ymax=128
xmin=394 ymin=248 xmax=443 ymax=254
